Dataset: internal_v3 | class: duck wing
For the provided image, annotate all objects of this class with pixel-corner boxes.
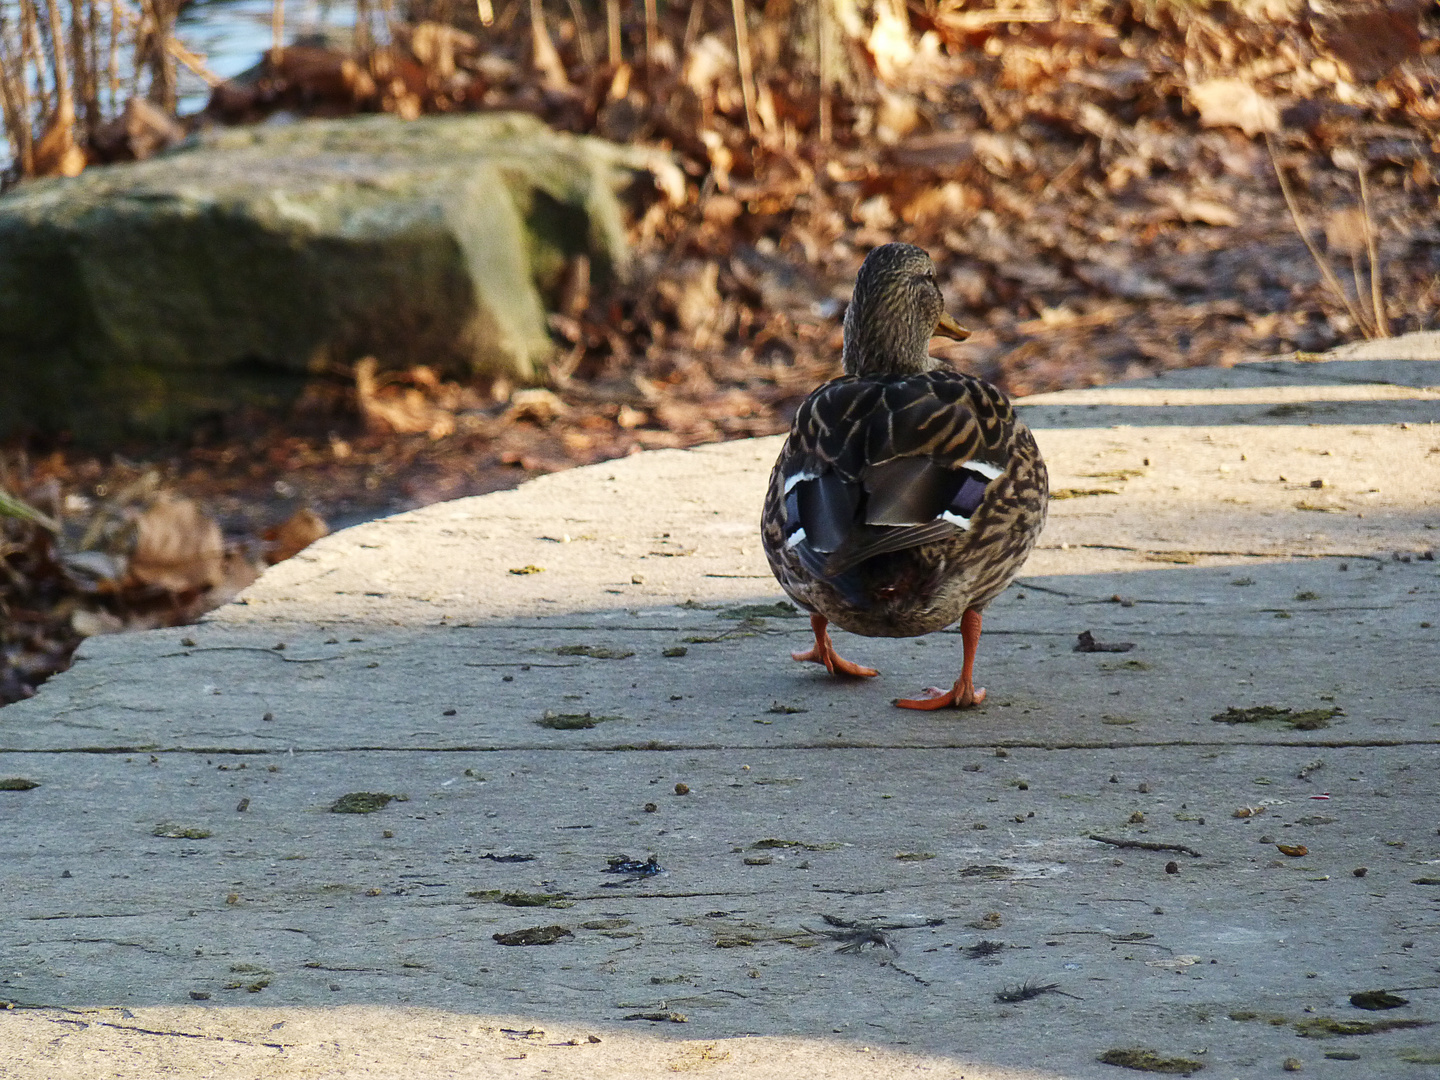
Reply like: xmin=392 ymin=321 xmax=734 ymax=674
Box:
xmin=776 ymin=371 xmax=1013 ymax=580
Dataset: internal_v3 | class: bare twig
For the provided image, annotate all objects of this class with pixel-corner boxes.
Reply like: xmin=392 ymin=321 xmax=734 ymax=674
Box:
xmin=1089 ymin=835 xmax=1202 ymax=858
xmin=817 ymin=0 xmax=832 ymax=144
xmin=728 ymin=0 xmax=758 ymax=136
xmin=271 ymin=0 xmax=284 ymax=61
xmin=0 ymin=18 xmax=37 ymax=174
xmin=683 ymin=0 xmax=705 ymax=56
xmin=605 ymin=0 xmax=619 ymax=65
xmin=527 ymin=0 xmax=569 ymax=91
xmin=561 ymin=0 xmax=592 ymax=66
xmin=996 ymin=980 xmax=1082 ymax=1003
xmin=1265 ymin=133 xmax=1375 ymax=339
xmin=643 ymin=0 xmax=657 ymax=73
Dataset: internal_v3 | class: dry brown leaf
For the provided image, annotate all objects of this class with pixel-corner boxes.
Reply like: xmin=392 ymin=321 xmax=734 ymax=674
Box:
xmin=867 ymin=0 xmax=915 ymax=83
xmin=1325 ymin=207 xmax=1368 ymax=257
xmin=656 ymin=261 xmax=722 ymax=335
xmin=901 ymin=182 xmax=981 ymax=227
xmin=355 ymin=357 xmax=457 ymax=438
xmin=407 ymin=21 xmax=477 ymax=79
xmin=32 ymin=113 xmax=86 ymax=178
xmin=1187 ymin=78 xmax=1279 ymax=137
xmin=127 ymin=495 xmax=225 ymax=594
xmin=505 ymin=388 xmax=569 ymax=425
xmin=1165 ymin=190 xmax=1240 ymax=228
xmin=264 ymin=508 xmax=331 ymax=565
xmin=1313 ymin=2 xmax=1422 ymax=81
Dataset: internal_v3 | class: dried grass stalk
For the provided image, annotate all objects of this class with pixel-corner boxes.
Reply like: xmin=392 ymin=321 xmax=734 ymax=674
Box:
xmin=1265 ymin=133 xmax=1375 ymax=339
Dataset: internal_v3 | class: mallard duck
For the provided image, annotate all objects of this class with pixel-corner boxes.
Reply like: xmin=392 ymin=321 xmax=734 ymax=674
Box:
xmin=761 ymin=243 xmax=1048 ymax=709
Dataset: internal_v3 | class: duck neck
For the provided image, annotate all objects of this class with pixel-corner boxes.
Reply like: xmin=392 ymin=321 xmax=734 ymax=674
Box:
xmin=840 ymin=301 xmax=937 ymax=377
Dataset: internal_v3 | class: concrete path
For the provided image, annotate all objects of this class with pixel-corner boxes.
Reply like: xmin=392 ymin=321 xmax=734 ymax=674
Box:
xmin=2 ymin=335 xmax=1438 ymax=1079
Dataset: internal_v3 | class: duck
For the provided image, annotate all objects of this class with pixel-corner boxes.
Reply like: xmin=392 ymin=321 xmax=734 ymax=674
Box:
xmin=761 ymin=242 xmax=1048 ymax=709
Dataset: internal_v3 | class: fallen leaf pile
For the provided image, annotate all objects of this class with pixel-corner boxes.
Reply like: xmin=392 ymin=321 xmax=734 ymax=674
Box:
xmin=0 ymin=455 xmax=327 ymax=703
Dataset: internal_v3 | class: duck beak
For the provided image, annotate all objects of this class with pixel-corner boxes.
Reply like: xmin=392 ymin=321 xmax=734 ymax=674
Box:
xmin=933 ymin=311 xmax=972 ymax=341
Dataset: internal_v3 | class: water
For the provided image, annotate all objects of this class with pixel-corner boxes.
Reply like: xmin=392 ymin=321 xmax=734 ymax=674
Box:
xmin=174 ymin=0 xmax=360 ymax=114
xmin=0 ymin=0 xmax=361 ymax=143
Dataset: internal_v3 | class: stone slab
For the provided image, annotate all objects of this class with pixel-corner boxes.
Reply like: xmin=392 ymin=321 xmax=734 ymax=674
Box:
xmin=2 ymin=333 xmax=1439 ymax=1079
xmin=0 ymin=113 xmax=671 ymax=437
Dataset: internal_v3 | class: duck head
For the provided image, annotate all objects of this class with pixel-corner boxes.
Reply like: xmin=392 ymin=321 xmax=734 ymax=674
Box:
xmin=840 ymin=243 xmax=970 ymax=377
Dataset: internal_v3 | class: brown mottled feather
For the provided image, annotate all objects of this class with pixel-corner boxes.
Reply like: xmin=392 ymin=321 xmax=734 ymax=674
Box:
xmin=761 ymin=244 xmax=1048 ymax=641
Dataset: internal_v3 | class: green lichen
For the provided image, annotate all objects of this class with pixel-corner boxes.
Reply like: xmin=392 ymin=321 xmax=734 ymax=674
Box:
xmin=496 ymin=891 xmax=573 ymax=908
xmin=330 ymin=792 xmax=402 ymax=813
xmin=750 ymin=838 xmax=840 ymax=851
xmin=720 ymin=602 xmax=800 ymax=620
xmin=1097 ymin=1047 xmax=1204 ymax=1074
xmin=492 ymin=924 xmax=572 ymax=946
xmin=1211 ymin=705 xmax=1340 ymax=730
xmin=554 ymin=644 xmax=634 ymax=659
xmin=1295 ymin=1017 xmax=1432 ymax=1038
xmin=152 ymin=823 xmax=212 ymax=839
xmin=1350 ymin=990 xmax=1408 ymax=1010
xmin=536 ymin=710 xmax=622 ymax=729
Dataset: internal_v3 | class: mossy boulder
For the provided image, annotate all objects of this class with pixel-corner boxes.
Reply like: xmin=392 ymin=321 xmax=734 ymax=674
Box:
xmin=0 ymin=113 xmax=669 ymax=439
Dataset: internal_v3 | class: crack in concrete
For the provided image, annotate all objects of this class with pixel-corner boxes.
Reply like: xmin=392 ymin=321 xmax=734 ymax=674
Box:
xmin=5 ymin=737 xmax=1440 ymax=756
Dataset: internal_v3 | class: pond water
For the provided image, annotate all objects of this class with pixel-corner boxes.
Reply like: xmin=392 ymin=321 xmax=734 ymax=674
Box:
xmin=0 ymin=0 xmax=362 ymax=131
xmin=175 ymin=0 xmax=362 ymax=113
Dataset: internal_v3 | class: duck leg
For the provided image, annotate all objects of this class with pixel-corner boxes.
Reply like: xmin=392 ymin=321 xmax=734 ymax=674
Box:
xmin=792 ymin=614 xmax=879 ymax=678
xmin=894 ymin=608 xmax=987 ymax=709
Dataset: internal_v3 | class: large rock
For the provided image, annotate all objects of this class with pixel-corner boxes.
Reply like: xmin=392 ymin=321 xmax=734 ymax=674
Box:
xmin=0 ymin=113 xmax=672 ymax=439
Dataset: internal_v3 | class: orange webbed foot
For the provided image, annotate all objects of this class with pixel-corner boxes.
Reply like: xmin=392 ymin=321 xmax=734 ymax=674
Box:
xmin=893 ymin=682 xmax=986 ymax=710
xmin=793 ymin=614 xmax=878 ymax=679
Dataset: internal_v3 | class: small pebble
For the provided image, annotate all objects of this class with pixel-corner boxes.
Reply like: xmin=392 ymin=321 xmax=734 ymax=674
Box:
xmin=1017 ymin=781 xmax=1029 ymax=790
xmin=1165 ymin=861 xmax=1179 ymax=874
xmin=674 ymin=783 xmax=690 ymax=796
xmin=61 ymin=870 xmax=72 ymax=878
xmin=994 ymin=748 xmax=1008 ymax=758
xmin=443 ymin=708 xmax=457 ymax=716
xmin=1137 ymin=782 xmax=1150 ymax=793
xmin=644 ymin=803 xmax=658 ymax=813
xmin=1353 ymin=867 xmax=1367 ymax=877
xmin=189 ymin=991 xmax=210 ymax=1000
xmin=236 ymin=798 xmax=250 ymax=813
xmin=1128 ymin=811 xmax=1145 ymax=823
xmin=1109 ymin=774 xmax=1119 ymax=783
xmin=180 ymin=637 xmax=196 ymax=647
xmin=383 ymin=830 xmax=394 ymax=839
xmin=502 ymin=675 xmax=514 ymax=682
xmin=1283 ymin=1058 xmax=1302 ymax=1072
xmin=262 ymin=712 xmax=275 ymax=722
